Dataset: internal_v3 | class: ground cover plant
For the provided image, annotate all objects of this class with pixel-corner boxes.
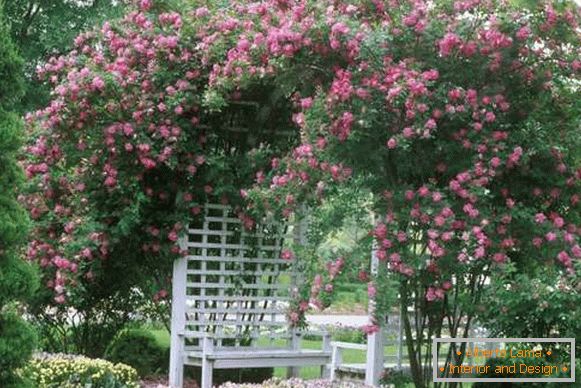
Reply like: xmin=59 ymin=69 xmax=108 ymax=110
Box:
xmin=20 ymin=353 xmax=139 ymax=388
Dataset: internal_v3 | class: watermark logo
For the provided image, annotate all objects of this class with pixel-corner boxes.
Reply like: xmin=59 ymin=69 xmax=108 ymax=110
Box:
xmin=433 ymin=338 xmax=575 ymax=383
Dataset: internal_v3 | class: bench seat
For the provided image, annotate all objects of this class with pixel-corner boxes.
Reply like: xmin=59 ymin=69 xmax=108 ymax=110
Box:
xmin=185 ymin=348 xmax=331 ymax=369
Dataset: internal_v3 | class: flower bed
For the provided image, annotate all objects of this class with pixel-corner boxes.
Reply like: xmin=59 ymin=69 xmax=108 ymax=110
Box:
xmin=20 ymin=352 xmax=139 ymax=388
xmin=219 ymin=378 xmax=372 ymax=388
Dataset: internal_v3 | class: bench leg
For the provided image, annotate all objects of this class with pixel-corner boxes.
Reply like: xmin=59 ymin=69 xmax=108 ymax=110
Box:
xmin=168 ymin=358 xmax=184 ymax=388
xmin=201 ymin=357 xmax=213 ymax=388
xmin=330 ymin=346 xmax=342 ymax=381
xmin=287 ymin=329 xmax=300 ymax=378
xmin=321 ymin=333 xmax=332 ymax=378
xmin=286 ymin=366 xmax=299 ymax=379
xmin=168 ymin=341 xmax=184 ymax=387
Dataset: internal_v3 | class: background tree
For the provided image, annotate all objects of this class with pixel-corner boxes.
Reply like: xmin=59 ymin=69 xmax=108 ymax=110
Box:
xmin=4 ymin=0 xmax=125 ymax=110
xmin=0 ymin=3 xmax=38 ymax=386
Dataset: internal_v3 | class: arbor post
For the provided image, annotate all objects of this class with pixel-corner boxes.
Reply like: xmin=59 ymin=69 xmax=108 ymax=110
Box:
xmin=365 ymin=246 xmax=384 ymax=386
xmin=169 ymin=236 xmax=188 ymax=388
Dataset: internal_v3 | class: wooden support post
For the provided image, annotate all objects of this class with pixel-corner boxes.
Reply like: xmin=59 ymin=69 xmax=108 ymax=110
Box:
xmin=287 ymin=209 xmax=307 ymax=379
xmin=321 ymin=333 xmax=332 ymax=378
xmin=169 ymin=235 xmax=188 ymax=388
xmin=366 ymin=328 xmax=384 ymax=386
xmin=201 ymin=336 xmax=214 ymax=388
xmin=287 ymin=329 xmax=301 ymax=378
xmin=330 ymin=343 xmax=342 ymax=381
xmin=365 ymin=243 xmax=384 ymax=387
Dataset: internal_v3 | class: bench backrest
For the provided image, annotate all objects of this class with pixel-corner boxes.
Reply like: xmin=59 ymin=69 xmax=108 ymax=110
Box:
xmin=176 ymin=204 xmax=301 ymax=349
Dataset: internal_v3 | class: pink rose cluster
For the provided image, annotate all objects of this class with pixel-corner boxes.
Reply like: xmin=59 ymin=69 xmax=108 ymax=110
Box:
xmin=23 ymin=0 xmax=581 ymax=307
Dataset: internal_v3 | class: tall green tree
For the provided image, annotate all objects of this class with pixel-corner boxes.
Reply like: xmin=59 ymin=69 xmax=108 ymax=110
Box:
xmin=0 ymin=3 xmax=38 ymax=386
xmin=4 ymin=0 xmax=125 ymax=110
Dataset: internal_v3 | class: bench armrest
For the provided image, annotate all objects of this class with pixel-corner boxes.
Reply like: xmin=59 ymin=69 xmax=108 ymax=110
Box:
xmin=330 ymin=340 xmax=367 ymax=380
xmin=179 ymin=330 xmax=214 ymax=339
xmin=331 ymin=341 xmax=367 ymax=351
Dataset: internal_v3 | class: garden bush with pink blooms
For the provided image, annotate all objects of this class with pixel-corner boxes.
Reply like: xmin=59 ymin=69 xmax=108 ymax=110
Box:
xmin=23 ymin=0 xmax=580 ymax=387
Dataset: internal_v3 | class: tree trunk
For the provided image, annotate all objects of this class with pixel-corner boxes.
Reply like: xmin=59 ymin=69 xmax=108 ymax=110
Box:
xmin=401 ymin=283 xmax=426 ymax=388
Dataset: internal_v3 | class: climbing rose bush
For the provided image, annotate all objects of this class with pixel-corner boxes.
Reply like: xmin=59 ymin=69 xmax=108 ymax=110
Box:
xmin=24 ymin=0 xmax=580 ymax=385
xmin=234 ymin=1 xmax=580 ymax=385
xmin=22 ymin=0 xmax=292 ymax=307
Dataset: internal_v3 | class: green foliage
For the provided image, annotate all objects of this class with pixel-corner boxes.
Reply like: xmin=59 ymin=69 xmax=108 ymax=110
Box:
xmin=20 ymin=353 xmax=139 ymax=388
xmin=380 ymin=368 xmax=412 ymax=387
xmin=106 ymin=326 xmax=273 ymax=383
xmin=104 ymin=328 xmax=167 ymax=377
xmin=0 ymin=311 xmax=37 ymax=383
xmin=0 ymin=17 xmax=24 ymax=108
xmin=478 ymin=263 xmax=581 ymax=355
xmin=0 ymin=4 xmax=37 ymax=386
xmin=0 ymin=255 xmax=38 ymax=306
xmin=31 ymin=291 xmax=155 ymax=358
xmin=3 ymin=0 xmax=125 ymax=110
xmin=330 ymin=326 xmax=366 ymax=345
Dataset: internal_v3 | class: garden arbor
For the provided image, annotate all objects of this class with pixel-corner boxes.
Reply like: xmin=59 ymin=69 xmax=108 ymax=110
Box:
xmin=169 ymin=204 xmax=405 ymax=387
xmin=169 ymin=204 xmax=332 ymax=388
xmin=22 ymin=1 xmax=581 ymax=388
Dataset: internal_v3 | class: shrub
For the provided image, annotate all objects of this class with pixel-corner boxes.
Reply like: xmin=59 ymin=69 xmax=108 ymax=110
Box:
xmin=479 ymin=268 xmax=581 ymax=356
xmin=31 ymin=289 xmax=159 ymax=358
xmin=0 ymin=4 xmax=38 ymax=387
xmin=33 ymin=316 xmax=125 ymax=359
xmin=104 ymin=328 xmax=166 ymax=377
xmin=0 ymin=313 xmax=37 ymax=388
xmin=331 ymin=326 xmax=366 ymax=345
xmin=303 ymin=324 xmax=366 ymax=344
xmin=380 ymin=368 xmax=411 ymax=387
xmin=20 ymin=353 xmax=139 ymax=388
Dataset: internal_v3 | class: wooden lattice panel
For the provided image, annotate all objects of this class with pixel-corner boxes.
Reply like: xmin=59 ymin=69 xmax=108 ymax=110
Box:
xmin=180 ymin=204 xmax=297 ymax=348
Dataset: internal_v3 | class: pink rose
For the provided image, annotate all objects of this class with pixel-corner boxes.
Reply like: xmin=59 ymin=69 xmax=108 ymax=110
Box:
xmin=139 ymin=0 xmax=152 ymax=11
xmin=367 ymin=282 xmax=377 ymax=298
xmin=91 ymin=76 xmax=105 ymax=91
xmin=280 ymin=249 xmax=294 ymax=260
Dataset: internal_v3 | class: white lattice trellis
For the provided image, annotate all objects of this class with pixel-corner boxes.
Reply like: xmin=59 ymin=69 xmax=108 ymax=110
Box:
xmin=169 ymin=204 xmax=331 ymax=388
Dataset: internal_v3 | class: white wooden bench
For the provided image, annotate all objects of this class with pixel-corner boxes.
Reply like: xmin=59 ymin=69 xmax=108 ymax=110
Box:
xmin=169 ymin=204 xmax=331 ymax=388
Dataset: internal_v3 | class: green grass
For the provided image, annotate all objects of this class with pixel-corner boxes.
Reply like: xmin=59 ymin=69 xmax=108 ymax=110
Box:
xmin=272 ymin=338 xmax=369 ymax=379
